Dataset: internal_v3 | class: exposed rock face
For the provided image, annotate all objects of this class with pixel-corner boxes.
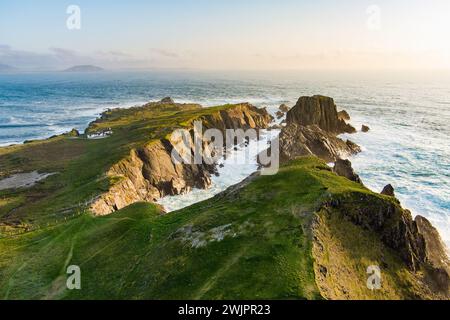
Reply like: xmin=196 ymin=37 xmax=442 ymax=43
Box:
xmin=268 ymin=124 xmax=283 ymax=130
xmin=90 ymin=103 xmax=273 ymax=215
xmin=319 ymin=192 xmax=449 ymax=295
xmin=160 ymin=97 xmax=175 ymax=104
xmin=333 ymin=159 xmax=361 ymax=183
xmin=276 ymin=111 xmax=284 ymax=119
xmin=278 ymin=124 xmax=360 ymax=164
xmin=65 ymin=128 xmax=80 ymax=137
xmin=322 ymin=193 xmax=427 ymax=271
xmin=381 ymin=184 xmax=395 ymax=197
xmin=271 ymin=95 xmax=361 ymax=164
xmin=279 ymin=104 xmax=290 ymax=112
xmin=415 ymin=216 xmax=450 ymax=294
xmin=337 ymin=110 xmax=350 ymax=121
xmin=361 ymin=124 xmax=370 ymax=132
xmin=286 ymin=96 xmax=356 ymax=134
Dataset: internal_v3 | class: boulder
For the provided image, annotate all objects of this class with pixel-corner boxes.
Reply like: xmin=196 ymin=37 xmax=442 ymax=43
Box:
xmin=333 ymin=159 xmax=362 ymax=183
xmin=361 ymin=125 xmax=370 ymax=132
xmin=286 ymin=96 xmax=356 ymax=134
xmin=337 ymin=110 xmax=351 ymax=121
xmin=275 ymin=111 xmax=284 ymax=119
xmin=160 ymin=97 xmax=175 ymax=104
xmin=381 ymin=184 xmax=395 ymax=197
xmin=279 ymin=104 xmax=290 ymax=112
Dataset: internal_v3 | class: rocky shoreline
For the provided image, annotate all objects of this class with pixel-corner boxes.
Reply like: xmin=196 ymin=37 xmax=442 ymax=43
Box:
xmin=0 ymin=94 xmax=448 ymax=299
xmin=89 ymin=100 xmax=273 ymax=215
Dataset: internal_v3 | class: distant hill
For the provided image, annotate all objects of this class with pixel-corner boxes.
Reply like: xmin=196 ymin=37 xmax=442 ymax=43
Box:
xmin=63 ymin=65 xmax=104 ymax=72
xmin=0 ymin=63 xmax=17 ymax=73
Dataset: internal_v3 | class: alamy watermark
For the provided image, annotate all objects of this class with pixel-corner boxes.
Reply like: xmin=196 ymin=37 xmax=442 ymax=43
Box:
xmin=366 ymin=265 xmax=381 ymax=290
xmin=66 ymin=5 xmax=81 ymax=30
xmin=366 ymin=5 xmax=382 ymax=31
xmin=66 ymin=265 xmax=81 ymax=290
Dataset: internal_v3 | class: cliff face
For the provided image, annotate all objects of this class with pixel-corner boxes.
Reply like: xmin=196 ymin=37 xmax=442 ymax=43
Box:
xmin=313 ymin=192 xmax=449 ymax=299
xmin=90 ymin=103 xmax=273 ymax=215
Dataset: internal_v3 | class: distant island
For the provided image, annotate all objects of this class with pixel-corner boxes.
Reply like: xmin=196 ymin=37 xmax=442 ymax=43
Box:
xmin=0 ymin=63 xmax=17 ymax=73
xmin=62 ymin=65 xmax=104 ymax=72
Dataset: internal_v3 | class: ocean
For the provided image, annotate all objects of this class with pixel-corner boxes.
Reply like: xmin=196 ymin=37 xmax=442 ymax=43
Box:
xmin=0 ymin=70 xmax=449 ymax=247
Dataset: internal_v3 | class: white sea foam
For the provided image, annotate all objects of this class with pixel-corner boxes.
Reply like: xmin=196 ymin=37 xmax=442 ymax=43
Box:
xmin=157 ymin=128 xmax=281 ymax=212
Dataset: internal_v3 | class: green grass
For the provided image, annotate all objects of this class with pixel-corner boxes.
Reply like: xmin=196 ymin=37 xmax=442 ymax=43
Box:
xmin=0 ymin=102 xmax=253 ymax=230
xmin=0 ymin=157 xmax=436 ymax=300
xmin=0 ymin=157 xmax=337 ymax=300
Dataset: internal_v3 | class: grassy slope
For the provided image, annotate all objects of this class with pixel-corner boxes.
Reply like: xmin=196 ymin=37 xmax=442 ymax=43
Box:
xmin=0 ymin=102 xmax=244 ymax=232
xmin=0 ymin=157 xmax=424 ymax=300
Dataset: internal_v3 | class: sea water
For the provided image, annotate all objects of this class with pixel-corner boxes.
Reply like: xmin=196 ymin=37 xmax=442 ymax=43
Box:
xmin=0 ymin=70 xmax=449 ymax=247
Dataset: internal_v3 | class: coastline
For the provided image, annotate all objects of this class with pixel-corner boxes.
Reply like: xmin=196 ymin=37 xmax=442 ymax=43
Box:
xmin=1 ymin=95 xmax=449 ymax=249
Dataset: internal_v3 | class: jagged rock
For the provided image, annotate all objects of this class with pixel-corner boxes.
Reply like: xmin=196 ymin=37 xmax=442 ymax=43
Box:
xmin=381 ymin=184 xmax=395 ymax=197
xmin=275 ymin=111 xmax=284 ymax=119
xmin=268 ymin=124 xmax=283 ymax=130
xmin=65 ymin=128 xmax=80 ymax=137
xmin=286 ymin=96 xmax=356 ymax=134
xmin=361 ymin=125 xmax=370 ymax=132
xmin=337 ymin=110 xmax=350 ymax=121
xmin=279 ymin=104 xmax=290 ymax=112
xmin=90 ymin=103 xmax=273 ymax=216
xmin=160 ymin=97 xmax=175 ymax=104
xmin=333 ymin=159 xmax=361 ymax=183
xmin=415 ymin=215 xmax=450 ymax=294
xmin=323 ymin=192 xmax=427 ymax=271
xmin=277 ymin=124 xmax=361 ymax=164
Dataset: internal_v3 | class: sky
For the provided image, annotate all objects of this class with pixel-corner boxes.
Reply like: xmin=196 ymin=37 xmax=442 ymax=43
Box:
xmin=1 ymin=0 xmax=450 ymax=71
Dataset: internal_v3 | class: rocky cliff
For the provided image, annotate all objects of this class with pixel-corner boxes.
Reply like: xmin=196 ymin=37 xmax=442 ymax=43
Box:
xmin=286 ymin=95 xmax=356 ymax=134
xmin=268 ymin=95 xmax=360 ymax=164
xmin=90 ymin=103 xmax=273 ymax=215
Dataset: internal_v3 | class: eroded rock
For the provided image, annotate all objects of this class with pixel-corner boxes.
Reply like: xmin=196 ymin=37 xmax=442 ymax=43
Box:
xmin=160 ymin=97 xmax=175 ymax=104
xmin=415 ymin=215 xmax=450 ymax=294
xmin=286 ymin=96 xmax=356 ymax=134
xmin=381 ymin=184 xmax=395 ymax=197
xmin=90 ymin=103 xmax=273 ymax=215
xmin=333 ymin=159 xmax=362 ymax=183
xmin=337 ymin=110 xmax=350 ymax=121
xmin=279 ymin=104 xmax=290 ymax=112
xmin=278 ymin=124 xmax=361 ymax=164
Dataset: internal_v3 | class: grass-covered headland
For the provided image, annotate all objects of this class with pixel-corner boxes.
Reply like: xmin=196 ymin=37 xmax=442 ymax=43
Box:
xmin=0 ymin=99 xmax=448 ymax=300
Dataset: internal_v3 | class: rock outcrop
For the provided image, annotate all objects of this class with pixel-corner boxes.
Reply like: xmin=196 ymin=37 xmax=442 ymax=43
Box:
xmin=273 ymin=95 xmax=360 ymax=164
xmin=279 ymin=104 xmax=290 ymax=112
xmin=381 ymin=184 xmax=395 ymax=197
xmin=90 ymin=103 xmax=273 ymax=215
xmin=275 ymin=111 xmax=284 ymax=119
xmin=278 ymin=124 xmax=360 ymax=164
xmin=361 ymin=125 xmax=370 ymax=132
xmin=286 ymin=96 xmax=356 ymax=134
xmin=64 ymin=128 xmax=80 ymax=137
xmin=337 ymin=110 xmax=350 ymax=121
xmin=415 ymin=216 xmax=450 ymax=293
xmin=322 ymin=192 xmax=427 ymax=271
xmin=333 ymin=159 xmax=361 ymax=183
xmin=160 ymin=97 xmax=175 ymax=104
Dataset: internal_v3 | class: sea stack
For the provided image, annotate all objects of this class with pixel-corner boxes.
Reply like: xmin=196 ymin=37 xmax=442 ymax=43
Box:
xmin=286 ymin=95 xmax=356 ymax=134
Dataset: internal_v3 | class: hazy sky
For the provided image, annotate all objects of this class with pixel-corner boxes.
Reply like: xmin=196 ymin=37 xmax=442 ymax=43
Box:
xmin=1 ymin=0 xmax=449 ymax=70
